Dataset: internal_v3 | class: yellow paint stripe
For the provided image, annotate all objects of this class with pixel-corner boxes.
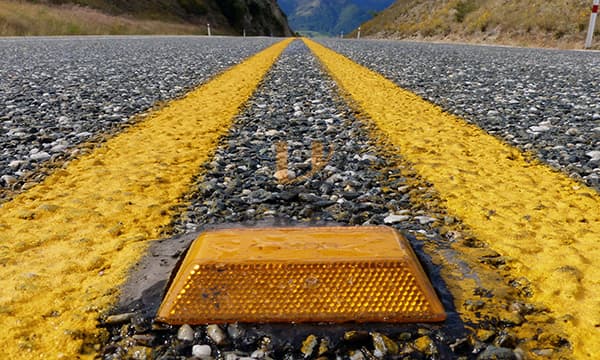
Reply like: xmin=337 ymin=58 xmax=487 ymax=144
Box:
xmin=305 ymin=38 xmax=600 ymax=358
xmin=0 ymin=38 xmax=291 ymax=359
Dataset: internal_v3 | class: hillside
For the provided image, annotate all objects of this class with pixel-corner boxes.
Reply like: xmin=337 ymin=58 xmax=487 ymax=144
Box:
xmin=356 ymin=0 xmax=595 ymax=48
xmin=0 ymin=0 xmax=293 ymax=36
xmin=277 ymin=0 xmax=394 ymax=36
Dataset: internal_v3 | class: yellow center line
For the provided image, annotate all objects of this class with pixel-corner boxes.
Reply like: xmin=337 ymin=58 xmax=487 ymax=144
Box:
xmin=305 ymin=38 xmax=600 ymax=358
xmin=0 ymin=38 xmax=292 ymax=359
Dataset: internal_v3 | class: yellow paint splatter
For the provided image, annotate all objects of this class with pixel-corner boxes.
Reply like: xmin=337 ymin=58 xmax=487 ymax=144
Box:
xmin=305 ymin=38 xmax=600 ymax=359
xmin=0 ymin=39 xmax=292 ymax=359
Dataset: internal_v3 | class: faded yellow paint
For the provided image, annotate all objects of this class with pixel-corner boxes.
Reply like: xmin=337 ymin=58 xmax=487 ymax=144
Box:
xmin=305 ymin=38 xmax=600 ymax=359
xmin=0 ymin=39 xmax=291 ymax=359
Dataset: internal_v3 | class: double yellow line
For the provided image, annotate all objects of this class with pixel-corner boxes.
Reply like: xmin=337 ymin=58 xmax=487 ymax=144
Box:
xmin=1 ymin=37 xmax=598 ymax=359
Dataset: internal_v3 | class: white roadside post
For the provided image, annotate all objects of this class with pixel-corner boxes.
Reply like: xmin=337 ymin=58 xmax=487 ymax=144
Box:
xmin=585 ymin=0 xmax=599 ymax=48
xmin=243 ymin=28 xmax=246 ymax=38
xmin=207 ymin=23 xmax=211 ymax=37
xmin=357 ymin=26 xmax=361 ymax=39
xmin=340 ymin=32 xmax=344 ymax=39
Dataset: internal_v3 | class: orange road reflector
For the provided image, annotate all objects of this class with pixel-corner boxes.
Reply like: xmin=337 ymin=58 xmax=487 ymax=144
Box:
xmin=156 ymin=226 xmax=446 ymax=324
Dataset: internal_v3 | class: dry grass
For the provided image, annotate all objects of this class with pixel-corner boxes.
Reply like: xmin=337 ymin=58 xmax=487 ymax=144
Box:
xmin=0 ymin=0 xmax=205 ymax=36
xmin=358 ymin=0 xmax=597 ymax=49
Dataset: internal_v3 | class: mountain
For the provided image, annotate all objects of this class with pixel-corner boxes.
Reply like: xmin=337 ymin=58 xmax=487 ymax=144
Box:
xmin=277 ymin=0 xmax=394 ymax=36
xmin=2 ymin=0 xmax=293 ymax=36
xmin=355 ymin=0 xmax=593 ymax=48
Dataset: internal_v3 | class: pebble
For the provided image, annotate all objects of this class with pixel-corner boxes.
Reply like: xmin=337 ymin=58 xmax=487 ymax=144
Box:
xmin=103 ymin=312 xmax=136 ymax=325
xmin=177 ymin=324 xmax=195 ymax=342
xmin=413 ymin=335 xmax=437 ymax=356
xmin=349 ymin=351 xmax=366 ymax=360
xmin=383 ymin=214 xmax=410 ymax=224
xmin=300 ymin=335 xmax=318 ymax=358
xmin=227 ymin=323 xmax=245 ymax=340
xmin=192 ymin=344 xmax=213 ymax=357
xmin=477 ymin=345 xmax=517 ymax=360
xmin=1 ymin=175 xmax=17 ymax=186
xmin=414 ymin=215 xmax=437 ymax=225
xmin=29 ymin=151 xmax=51 ymax=161
xmin=127 ymin=346 xmax=152 ymax=360
xmin=207 ymin=324 xmax=227 ymax=345
xmin=529 ymin=125 xmax=551 ymax=132
xmin=533 ymin=348 xmax=554 ymax=357
xmin=371 ymin=332 xmax=399 ymax=357
xmin=586 ymin=150 xmax=600 ymax=162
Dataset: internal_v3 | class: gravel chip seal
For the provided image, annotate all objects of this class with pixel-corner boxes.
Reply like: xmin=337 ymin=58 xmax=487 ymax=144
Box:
xmin=101 ymin=41 xmax=571 ymax=359
xmin=0 ymin=36 xmax=279 ymax=201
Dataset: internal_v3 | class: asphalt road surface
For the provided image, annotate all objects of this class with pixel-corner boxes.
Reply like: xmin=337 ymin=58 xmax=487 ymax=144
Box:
xmin=0 ymin=36 xmax=598 ymax=360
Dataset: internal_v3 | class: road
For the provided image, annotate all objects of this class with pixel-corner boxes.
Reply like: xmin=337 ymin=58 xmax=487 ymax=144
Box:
xmin=0 ymin=36 xmax=599 ymax=359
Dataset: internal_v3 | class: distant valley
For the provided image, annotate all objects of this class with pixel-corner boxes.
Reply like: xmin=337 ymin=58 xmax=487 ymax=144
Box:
xmin=277 ymin=0 xmax=394 ymax=36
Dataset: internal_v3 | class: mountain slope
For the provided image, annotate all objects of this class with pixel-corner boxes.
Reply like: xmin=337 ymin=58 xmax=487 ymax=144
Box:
xmin=3 ymin=0 xmax=292 ymax=36
xmin=357 ymin=0 xmax=593 ymax=48
xmin=278 ymin=0 xmax=394 ymax=36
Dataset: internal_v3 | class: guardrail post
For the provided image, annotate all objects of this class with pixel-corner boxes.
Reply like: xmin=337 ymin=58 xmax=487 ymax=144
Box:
xmin=585 ymin=0 xmax=599 ymax=48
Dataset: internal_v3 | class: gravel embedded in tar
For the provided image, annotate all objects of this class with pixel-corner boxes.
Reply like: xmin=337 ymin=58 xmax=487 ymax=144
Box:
xmin=0 ymin=36 xmax=279 ymax=196
xmin=170 ymin=41 xmax=421 ymax=231
xmin=319 ymin=39 xmax=600 ymax=190
xmin=98 ymin=40 xmax=566 ymax=360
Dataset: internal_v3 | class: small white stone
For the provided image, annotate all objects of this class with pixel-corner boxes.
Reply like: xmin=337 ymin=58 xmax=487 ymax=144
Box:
xmin=207 ymin=324 xmax=226 ymax=345
xmin=384 ymin=214 xmax=410 ymax=224
xmin=565 ymin=127 xmax=579 ymax=136
xmin=8 ymin=160 xmax=23 ymax=169
xmin=250 ymin=349 xmax=265 ymax=358
xmin=50 ymin=144 xmax=67 ymax=153
xmin=29 ymin=151 xmax=51 ymax=161
xmin=586 ymin=151 xmax=600 ymax=162
xmin=349 ymin=351 xmax=366 ymax=360
xmin=529 ymin=125 xmax=550 ymax=132
xmin=414 ymin=216 xmax=437 ymax=225
xmin=1 ymin=175 xmax=17 ymax=185
xmin=192 ymin=344 xmax=212 ymax=357
xmin=177 ymin=324 xmax=194 ymax=342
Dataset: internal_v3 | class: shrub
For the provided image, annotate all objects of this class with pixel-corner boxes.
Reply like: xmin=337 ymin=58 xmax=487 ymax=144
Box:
xmin=177 ymin=0 xmax=207 ymax=16
xmin=454 ymin=0 xmax=477 ymax=23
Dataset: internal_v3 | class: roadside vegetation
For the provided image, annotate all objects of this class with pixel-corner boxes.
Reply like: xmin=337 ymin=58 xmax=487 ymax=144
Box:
xmin=0 ymin=0 xmax=205 ymax=36
xmin=0 ymin=0 xmax=292 ymax=37
xmin=356 ymin=0 xmax=596 ymax=49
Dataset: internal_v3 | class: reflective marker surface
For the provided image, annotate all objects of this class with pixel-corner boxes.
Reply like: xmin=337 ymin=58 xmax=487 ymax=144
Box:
xmin=157 ymin=226 xmax=446 ymax=324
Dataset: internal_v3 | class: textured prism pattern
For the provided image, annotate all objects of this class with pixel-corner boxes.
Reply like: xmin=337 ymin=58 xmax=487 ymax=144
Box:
xmin=157 ymin=226 xmax=446 ymax=324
